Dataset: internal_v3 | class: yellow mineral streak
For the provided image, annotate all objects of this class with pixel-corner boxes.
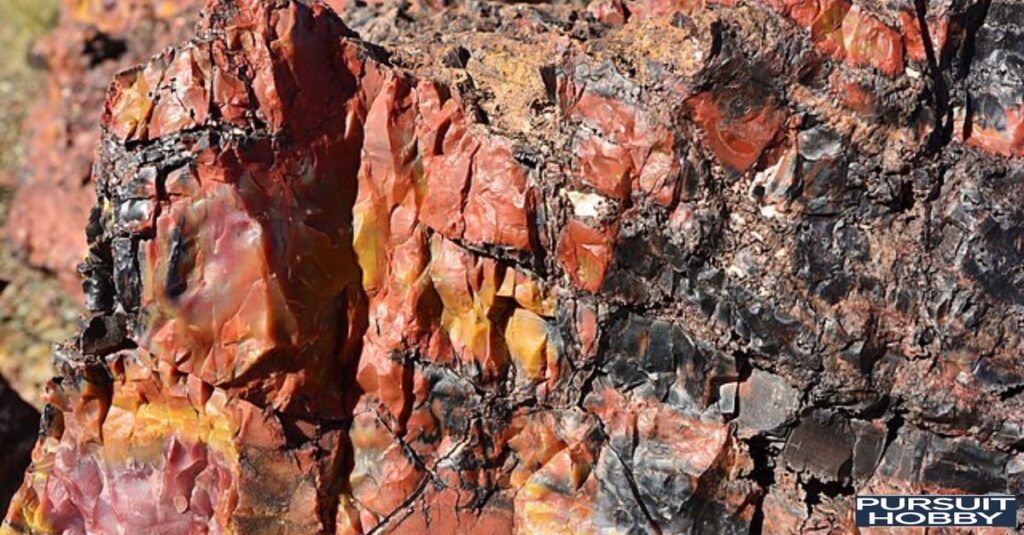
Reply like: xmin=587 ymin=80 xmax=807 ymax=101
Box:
xmin=512 ymin=275 xmax=556 ymax=318
xmin=5 ymin=382 xmax=240 ymax=535
xmin=352 ymin=193 xmax=386 ymax=292
xmin=515 ymin=447 xmax=598 ymax=535
xmin=428 ymin=236 xmax=559 ymax=374
xmin=101 ymin=388 xmax=239 ymax=465
xmin=107 ymin=58 xmax=167 ymax=141
xmin=505 ymin=308 xmax=551 ymax=381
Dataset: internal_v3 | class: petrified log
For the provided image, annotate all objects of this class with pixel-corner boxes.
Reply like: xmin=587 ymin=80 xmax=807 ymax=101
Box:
xmin=5 ymin=0 xmax=1024 ymax=533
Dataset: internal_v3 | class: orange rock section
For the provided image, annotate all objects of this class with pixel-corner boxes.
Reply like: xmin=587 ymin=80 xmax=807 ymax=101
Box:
xmin=593 ymin=0 xmax=974 ymax=85
xmin=598 ymin=0 xmax=906 ymax=75
xmin=556 ymin=219 xmax=615 ymax=293
xmin=6 ymin=0 xmax=750 ymax=529
xmin=4 ymin=352 xmax=345 ymax=534
xmin=966 ymin=105 xmax=1024 ymax=157
xmin=96 ymin=0 xmax=367 ymax=417
xmin=687 ymin=93 xmax=787 ymax=173
xmin=6 ymin=0 xmax=1017 ymax=306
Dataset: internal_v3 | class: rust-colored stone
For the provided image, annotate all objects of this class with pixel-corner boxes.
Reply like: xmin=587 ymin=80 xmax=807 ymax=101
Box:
xmin=556 ymin=219 xmax=615 ymax=293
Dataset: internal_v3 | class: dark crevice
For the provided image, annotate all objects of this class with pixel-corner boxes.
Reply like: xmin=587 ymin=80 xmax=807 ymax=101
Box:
xmin=858 ymin=314 xmax=887 ymax=376
xmin=397 ymin=354 xmax=416 ymax=435
xmin=801 ymin=471 xmax=854 ymax=511
xmin=607 ymin=447 xmax=664 ymax=535
xmin=877 ymin=411 xmax=906 ymax=466
xmin=746 ymin=435 xmax=776 ymax=535
xmin=913 ymin=0 xmax=953 ymax=150
xmin=955 ymin=0 xmax=993 ymax=81
xmin=886 ymin=178 xmax=915 ymax=213
xmin=999 ymin=382 xmax=1024 ymax=401
xmin=83 ymin=32 xmax=127 ymax=67
xmin=953 ymin=0 xmax=993 ymax=143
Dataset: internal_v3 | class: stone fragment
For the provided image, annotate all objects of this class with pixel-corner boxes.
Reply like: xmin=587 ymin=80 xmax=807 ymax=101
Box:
xmin=782 ymin=410 xmax=853 ymax=481
xmin=964 ymin=2 xmax=1024 ymax=156
xmin=761 ymin=469 xmax=808 ymax=534
xmin=736 ymin=370 xmax=801 ymax=438
xmin=717 ymin=382 xmax=738 ymax=415
xmin=850 ymin=418 xmax=887 ymax=483
xmin=556 ymin=219 xmax=615 ymax=293
xmin=873 ymin=425 xmax=1009 ymax=494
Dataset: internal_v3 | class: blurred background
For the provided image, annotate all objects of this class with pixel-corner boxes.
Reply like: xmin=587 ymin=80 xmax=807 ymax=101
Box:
xmin=0 ymin=0 xmax=77 ymax=410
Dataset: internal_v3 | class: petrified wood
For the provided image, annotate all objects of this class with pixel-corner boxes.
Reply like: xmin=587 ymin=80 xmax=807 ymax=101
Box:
xmin=4 ymin=0 xmax=1024 ymax=532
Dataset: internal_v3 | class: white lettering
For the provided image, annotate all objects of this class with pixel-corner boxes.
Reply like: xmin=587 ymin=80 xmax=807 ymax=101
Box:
xmin=907 ymin=497 xmax=930 ymax=510
xmin=855 ymin=495 xmax=1016 ymax=527
xmin=976 ymin=511 xmax=1002 ymax=525
xmin=868 ymin=511 xmax=894 ymax=524
xmin=955 ymin=497 xmax=981 ymax=511
xmin=954 ymin=512 xmax=977 ymax=524
xmin=990 ymin=496 xmax=1015 ymax=511
xmin=896 ymin=512 xmax=926 ymax=525
xmin=857 ymin=497 xmax=879 ymax=510
xmin=880 ymin=497 xmax=904 ymax=511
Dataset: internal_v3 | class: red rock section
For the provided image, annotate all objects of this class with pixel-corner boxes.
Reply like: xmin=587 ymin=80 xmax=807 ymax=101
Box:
xmin=5 ymin=0 xmax=1024 ymax=533
xmin=962 ymin=2 xmax=1024 ymax=156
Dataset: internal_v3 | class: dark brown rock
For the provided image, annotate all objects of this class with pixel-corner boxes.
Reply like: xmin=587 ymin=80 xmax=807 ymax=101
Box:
xmin=0 ymin=374 xmax=37 ymax=515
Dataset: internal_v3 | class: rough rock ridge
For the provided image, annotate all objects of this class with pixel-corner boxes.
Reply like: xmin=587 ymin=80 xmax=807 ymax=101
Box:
xmin=4 ymin=0 xmax=1024 ymax=532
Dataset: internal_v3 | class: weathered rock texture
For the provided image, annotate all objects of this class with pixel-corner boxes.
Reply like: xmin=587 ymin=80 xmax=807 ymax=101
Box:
xmin=4 ymin=0 xmax=1024 ymax=532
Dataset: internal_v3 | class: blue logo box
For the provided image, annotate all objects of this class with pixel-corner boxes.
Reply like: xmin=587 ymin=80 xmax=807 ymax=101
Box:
xmin=855 ymin=495 xmax=1016 ymax=528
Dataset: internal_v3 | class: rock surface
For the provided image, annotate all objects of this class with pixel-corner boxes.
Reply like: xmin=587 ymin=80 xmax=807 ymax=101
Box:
xmin=4 ymin=0 xmax=1024 ymax=533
